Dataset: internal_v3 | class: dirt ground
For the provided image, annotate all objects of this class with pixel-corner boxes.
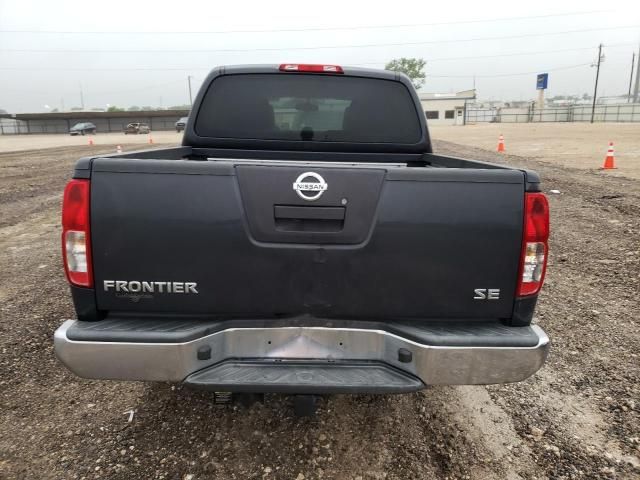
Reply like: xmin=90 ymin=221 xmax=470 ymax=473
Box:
xmin=430 ymin=123 xmax=640 ymax=180
xmin=0 ymin=135 xmax=639 ymax=479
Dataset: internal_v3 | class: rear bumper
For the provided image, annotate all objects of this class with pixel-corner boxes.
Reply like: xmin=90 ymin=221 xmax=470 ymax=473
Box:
xmin=54 ymin=320 xmax=549 ymax=392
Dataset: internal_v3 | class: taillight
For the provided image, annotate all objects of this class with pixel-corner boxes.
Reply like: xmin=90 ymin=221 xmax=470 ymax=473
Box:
xmin=279 ymin=64 xmax=344 ymax=74
xmin=517 ymin=192 xmax=549 ymax=296
xmin=62 ymin=179 xmax=92 ymax=287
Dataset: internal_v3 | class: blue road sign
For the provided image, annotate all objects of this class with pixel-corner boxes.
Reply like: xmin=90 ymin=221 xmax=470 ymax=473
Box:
xmin=537 ymin=73 xmax=549 ymax=90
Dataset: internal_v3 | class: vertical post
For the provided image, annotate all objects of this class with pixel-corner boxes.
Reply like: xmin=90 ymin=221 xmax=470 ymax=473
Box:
xmin=79 ymin=82 xmax=85 ymax=110
xmin=537 ymin=90 xmax=544 ymax=123
xmin=188 ymin=76 xmax=193 ymax=108
xmin=537 ymin=88 xmax=545 ymax=110
xmin=633 ymin=43 xmax=640 ymax=103
xmin=591 ymin=44 xmax=603 ymax=124
xmin=629 ymin=52 xmax=636 ymax=103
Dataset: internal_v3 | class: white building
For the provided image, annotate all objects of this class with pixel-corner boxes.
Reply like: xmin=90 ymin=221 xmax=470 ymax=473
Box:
xmin=418 ymin=90 xmax=477 ymax=125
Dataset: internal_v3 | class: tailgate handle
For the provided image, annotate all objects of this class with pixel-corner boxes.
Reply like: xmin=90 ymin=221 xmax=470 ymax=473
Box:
xmin=274 ymin=205 xmax=345 ymax=221
xmin=273 ymin=205 xmax=345 ymax=233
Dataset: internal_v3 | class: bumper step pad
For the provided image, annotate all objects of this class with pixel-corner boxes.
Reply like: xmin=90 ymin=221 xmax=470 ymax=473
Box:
xmin=184 ymin=361 xmax=424 ymax=394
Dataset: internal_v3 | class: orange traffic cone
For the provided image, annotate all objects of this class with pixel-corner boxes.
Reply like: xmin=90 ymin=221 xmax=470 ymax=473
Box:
xmin=116 ymin=145 xmax=122 ymax=154
xmin=497 ymin=134 xmax=505 ymax=153
xmin=601 ymin=142 xmax=616 ymax=169
xmin=88 ymin=137 xmax=94 ymax=146
xmin=148 ymin=135 xmax=154 ymax=145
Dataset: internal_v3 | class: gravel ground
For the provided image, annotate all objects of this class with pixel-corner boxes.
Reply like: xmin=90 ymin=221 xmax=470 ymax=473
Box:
xmin=430 ymin=123 xmax=640 ymax=180
xmin=0 ymin=141 xmax=638 ymax=480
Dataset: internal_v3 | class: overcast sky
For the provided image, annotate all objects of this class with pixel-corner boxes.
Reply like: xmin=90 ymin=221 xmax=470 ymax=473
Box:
xmin=1 ymin=0 xmax=639 ymax=113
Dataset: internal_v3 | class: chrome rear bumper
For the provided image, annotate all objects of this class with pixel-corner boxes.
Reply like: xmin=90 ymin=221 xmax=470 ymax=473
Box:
xmin=54 ymin=320 xmax=549 ymax=389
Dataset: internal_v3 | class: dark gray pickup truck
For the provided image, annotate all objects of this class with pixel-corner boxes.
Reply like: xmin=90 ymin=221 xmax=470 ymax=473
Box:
xmin=55 ymin=64 xmax=550 ymax=410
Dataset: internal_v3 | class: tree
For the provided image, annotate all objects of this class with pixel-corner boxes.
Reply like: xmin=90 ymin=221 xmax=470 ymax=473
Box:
xmin=107 ymin=105 xmax=125 ymax=112
xmin=127 ymin=105 xmax=141 ymax=111
xmin=385 ymin=58 xmax=427 ymax=89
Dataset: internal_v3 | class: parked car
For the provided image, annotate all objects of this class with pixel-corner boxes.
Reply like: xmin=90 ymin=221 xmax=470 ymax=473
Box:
xmin=69 ymin=122 xmax=96 ymax=136
xmin=175 ymin=117 xmax=188 ymax=132
xmin=55 ymin=64 xmax=550 ymax=416
xmin=124 ymin=122 xmax=150 ymax=134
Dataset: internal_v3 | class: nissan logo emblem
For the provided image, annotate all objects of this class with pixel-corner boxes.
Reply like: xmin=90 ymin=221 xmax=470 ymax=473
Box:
xmin=293 ymin=172 xmax=328 ymax=201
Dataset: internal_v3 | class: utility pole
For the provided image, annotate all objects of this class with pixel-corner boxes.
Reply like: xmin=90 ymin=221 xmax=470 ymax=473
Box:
xmin=590 ymin=44 xmax=603 ymax=124
xmin=629 ymin=52 xmax=636 ymax=102
xmin=187 ymin=75 xmax=193 ymax=108
xmin=633 ymin=43 xmax=640 ymax=103
xmin=79 ymin=82 xmax=85 ymax=110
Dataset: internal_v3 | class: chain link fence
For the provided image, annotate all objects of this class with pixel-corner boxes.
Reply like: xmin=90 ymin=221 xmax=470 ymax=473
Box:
xmin=466 ymin=103 xmax=640 ymax=124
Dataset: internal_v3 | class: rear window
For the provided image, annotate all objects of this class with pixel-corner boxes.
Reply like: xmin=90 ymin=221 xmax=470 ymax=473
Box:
xmin=194 ymin=74 xmax=422 ymax=143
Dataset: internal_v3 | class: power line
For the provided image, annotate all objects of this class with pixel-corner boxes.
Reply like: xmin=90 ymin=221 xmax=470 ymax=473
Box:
xmin=0 ymin=77 xmax=202 ymax=97
xmin=424 ymin=62 xmax=593 ymax=78
xmin=353 ymin=43 xmax=636 ymax=65
xmin=0 ymin=10 xmax=610 ymax=35
xmin=1 ymin=25 xmax=638 ymax=55
xmin=0 ymin=66 xmax=204 ymax=71
xmin=0 ymin=44 xmax=634 ymax=73
xmin=0 ymin=62 xmax=594 ymax=78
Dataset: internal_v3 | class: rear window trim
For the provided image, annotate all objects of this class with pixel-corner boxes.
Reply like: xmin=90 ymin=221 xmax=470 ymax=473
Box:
xmin=193 ymin=72 xmax=425 ymax=146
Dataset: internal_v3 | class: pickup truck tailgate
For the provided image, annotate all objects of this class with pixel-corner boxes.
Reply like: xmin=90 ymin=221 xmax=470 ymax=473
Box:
xmin=90 ymin=159 xmax=524 ymax=320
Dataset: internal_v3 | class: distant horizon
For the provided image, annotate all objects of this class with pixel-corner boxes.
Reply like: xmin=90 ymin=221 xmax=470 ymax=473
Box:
xmin=4 ymin=94 xmax=638 ymax=116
